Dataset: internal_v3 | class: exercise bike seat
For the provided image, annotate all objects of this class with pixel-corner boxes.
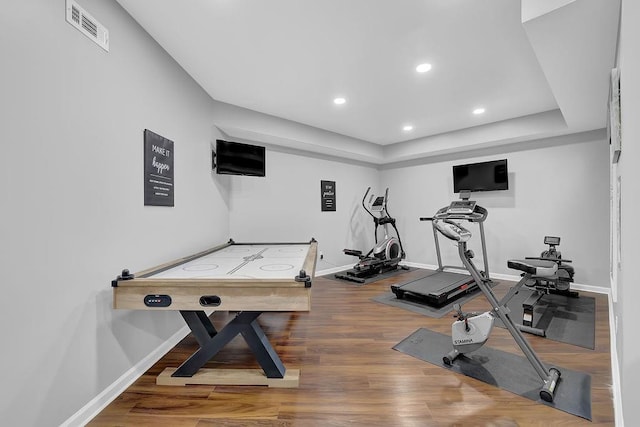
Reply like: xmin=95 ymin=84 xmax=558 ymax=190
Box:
xmin=507 ymin=259 xmax=558 ymax=278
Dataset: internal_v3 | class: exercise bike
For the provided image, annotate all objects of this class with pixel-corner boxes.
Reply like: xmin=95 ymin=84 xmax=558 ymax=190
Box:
xmin=335 ymin=187 xmax=407 ymax=284
xmin=433 ymin=217 xmax=561 ymax=403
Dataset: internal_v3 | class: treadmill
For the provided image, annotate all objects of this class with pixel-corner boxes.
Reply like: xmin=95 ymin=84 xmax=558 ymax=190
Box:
xmin=391 ymin=193 xmax=492 ymax=307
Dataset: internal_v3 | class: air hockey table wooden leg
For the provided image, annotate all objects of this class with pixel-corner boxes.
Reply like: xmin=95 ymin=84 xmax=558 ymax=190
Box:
xmin=156 ymin=310 xmax=299 ymax=388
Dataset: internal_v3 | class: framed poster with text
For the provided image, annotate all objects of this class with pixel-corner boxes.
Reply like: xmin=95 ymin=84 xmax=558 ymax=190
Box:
xmin=144 ymin=129 xmax=174 ymax=206
xmin=321 ymin=180 xmax=336 ymax=212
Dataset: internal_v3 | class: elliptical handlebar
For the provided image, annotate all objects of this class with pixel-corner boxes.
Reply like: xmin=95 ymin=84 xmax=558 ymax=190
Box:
xmin=382 ymin=187 xmax=394 ymax=220
xmin=384 ymin=188 xmax=390 ymax=213
xmin=378 ymin=217 xmax=396 ymax=225
xmin=361 ymin=187 xmax=374 ymax=219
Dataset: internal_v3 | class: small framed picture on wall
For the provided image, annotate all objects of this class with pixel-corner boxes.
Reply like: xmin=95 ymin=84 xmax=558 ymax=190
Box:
xmin=321 ymin=180 xmax=336 ymax=212
xmin=144 ymin=129 xmax=174 ymax=207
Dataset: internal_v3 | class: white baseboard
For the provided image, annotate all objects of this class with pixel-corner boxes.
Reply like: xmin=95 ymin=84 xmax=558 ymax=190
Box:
xmin=398 ymin=261 xmax=439 ymax=271
xmin=607 ymin=289 xmax=624 ymax=426
xmin=321 ymin=262 xmax=611 ymax=295
xmin=61 ymin=325 xmax=191 ymax=427
xmin=316 ymin=264 xmax=352 ymax=276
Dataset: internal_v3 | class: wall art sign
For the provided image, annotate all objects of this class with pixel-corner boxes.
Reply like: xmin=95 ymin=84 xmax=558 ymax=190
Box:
xmin=321 ymin=180 xmax=336 ymax=212
xmin=144 ymin=129 xmax=174 ymax=207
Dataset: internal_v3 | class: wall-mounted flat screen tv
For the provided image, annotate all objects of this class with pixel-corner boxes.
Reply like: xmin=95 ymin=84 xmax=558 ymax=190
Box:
xmin=453 ymin=159 xmax=508 ymax=193
xmin=214 ymin=139 xmax=266 ymax=177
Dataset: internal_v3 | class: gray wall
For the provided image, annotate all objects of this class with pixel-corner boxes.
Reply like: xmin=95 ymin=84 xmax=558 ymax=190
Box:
xmin=228 ymin=132 xmax=611 ymax=290
xmin=381 ymin=131 xmax=610 ymax=287
xmin=228 ymin=149 xmax=380 ymax=269
xmin=0 ymin=1 xmax=229 ymax=425
xmin=618 ymin=1 xmax=639 ymax=424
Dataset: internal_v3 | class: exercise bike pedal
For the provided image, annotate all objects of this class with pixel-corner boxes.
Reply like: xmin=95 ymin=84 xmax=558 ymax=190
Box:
xmin=443 ymin=349 xmax=460 ymax=365
xmin=451 ymin=303 xmax=480 ymax=321
xmin=451 ymin=303 xmax=464 ymax=318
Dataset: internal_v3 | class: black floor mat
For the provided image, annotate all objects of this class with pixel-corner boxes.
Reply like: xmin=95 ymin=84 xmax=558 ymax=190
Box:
xmin=394 ymin=327 xmax=592 ymax=420
xmin=323 ymin=265 xmax=415 ymax=285
xmin=496 ymin=289 xmax=596 ymax=349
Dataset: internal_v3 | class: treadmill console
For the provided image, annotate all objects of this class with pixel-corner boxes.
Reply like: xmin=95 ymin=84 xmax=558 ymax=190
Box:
xmin=447 ymin=200 xmax=476 ymax=215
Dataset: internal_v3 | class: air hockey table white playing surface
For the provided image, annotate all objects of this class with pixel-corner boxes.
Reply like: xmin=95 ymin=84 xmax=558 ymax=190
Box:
xmin=150 ymin=243 xmax=313 ymax=280
xmin=112 ymin=239 xmax=318 ymax=311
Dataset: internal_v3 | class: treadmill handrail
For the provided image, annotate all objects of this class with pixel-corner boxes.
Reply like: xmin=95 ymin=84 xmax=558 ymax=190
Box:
xmin=422 ymin=201 xmax=491 ymax=280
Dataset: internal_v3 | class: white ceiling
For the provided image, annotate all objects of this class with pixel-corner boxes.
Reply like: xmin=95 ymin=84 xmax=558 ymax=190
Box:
xmin=115 ymin=0 xmax=620 ymax=161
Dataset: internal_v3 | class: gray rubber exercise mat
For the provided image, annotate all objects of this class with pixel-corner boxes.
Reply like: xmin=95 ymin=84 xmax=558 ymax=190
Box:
xmin=394 ymin=327 xmax=592 ymax=420
xmin=496 ymin=289 xmax=596 ymax=349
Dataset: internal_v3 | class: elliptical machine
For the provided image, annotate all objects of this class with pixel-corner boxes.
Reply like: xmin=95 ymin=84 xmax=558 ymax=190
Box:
xmin=432 ymin=212 xmax=561 ymax=403
xmin=336 ymin=187 xmax=407 ymax=284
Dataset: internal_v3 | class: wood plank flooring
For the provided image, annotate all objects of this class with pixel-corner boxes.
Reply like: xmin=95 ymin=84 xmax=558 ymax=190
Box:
xmin=89 ymin=269 xmax=615 ymax=426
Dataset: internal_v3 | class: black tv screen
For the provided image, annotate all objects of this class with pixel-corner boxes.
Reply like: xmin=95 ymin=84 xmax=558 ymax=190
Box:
xmin=453 ymin=159 xmax=508 ymax=193
xmin=214 ymin=139 xmax=265 ymax=177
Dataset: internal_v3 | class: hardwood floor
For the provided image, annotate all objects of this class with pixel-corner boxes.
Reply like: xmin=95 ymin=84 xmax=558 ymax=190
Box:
xmin=90 ymin=269 xmax=615 ymax=426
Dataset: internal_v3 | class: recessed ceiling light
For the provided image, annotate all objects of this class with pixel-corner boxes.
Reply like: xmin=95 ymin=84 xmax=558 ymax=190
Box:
xmin=333 ymin=97 xmax=346 ymax=105
xmin=416 ymin=63 xmax=432 ymax=73
xmin=403 ymin=125 xmax=414 ymax=132
xmin=473 ymin=107 xmax=486 ymax=115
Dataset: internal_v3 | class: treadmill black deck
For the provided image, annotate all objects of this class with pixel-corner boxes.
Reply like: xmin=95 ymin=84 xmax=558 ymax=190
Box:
xmin=391 ymin=270 xmax=478 ymax=307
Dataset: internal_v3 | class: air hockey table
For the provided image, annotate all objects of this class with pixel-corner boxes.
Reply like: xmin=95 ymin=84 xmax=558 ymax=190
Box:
xmin=112 ymin=238 xmax=318 ymax=387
